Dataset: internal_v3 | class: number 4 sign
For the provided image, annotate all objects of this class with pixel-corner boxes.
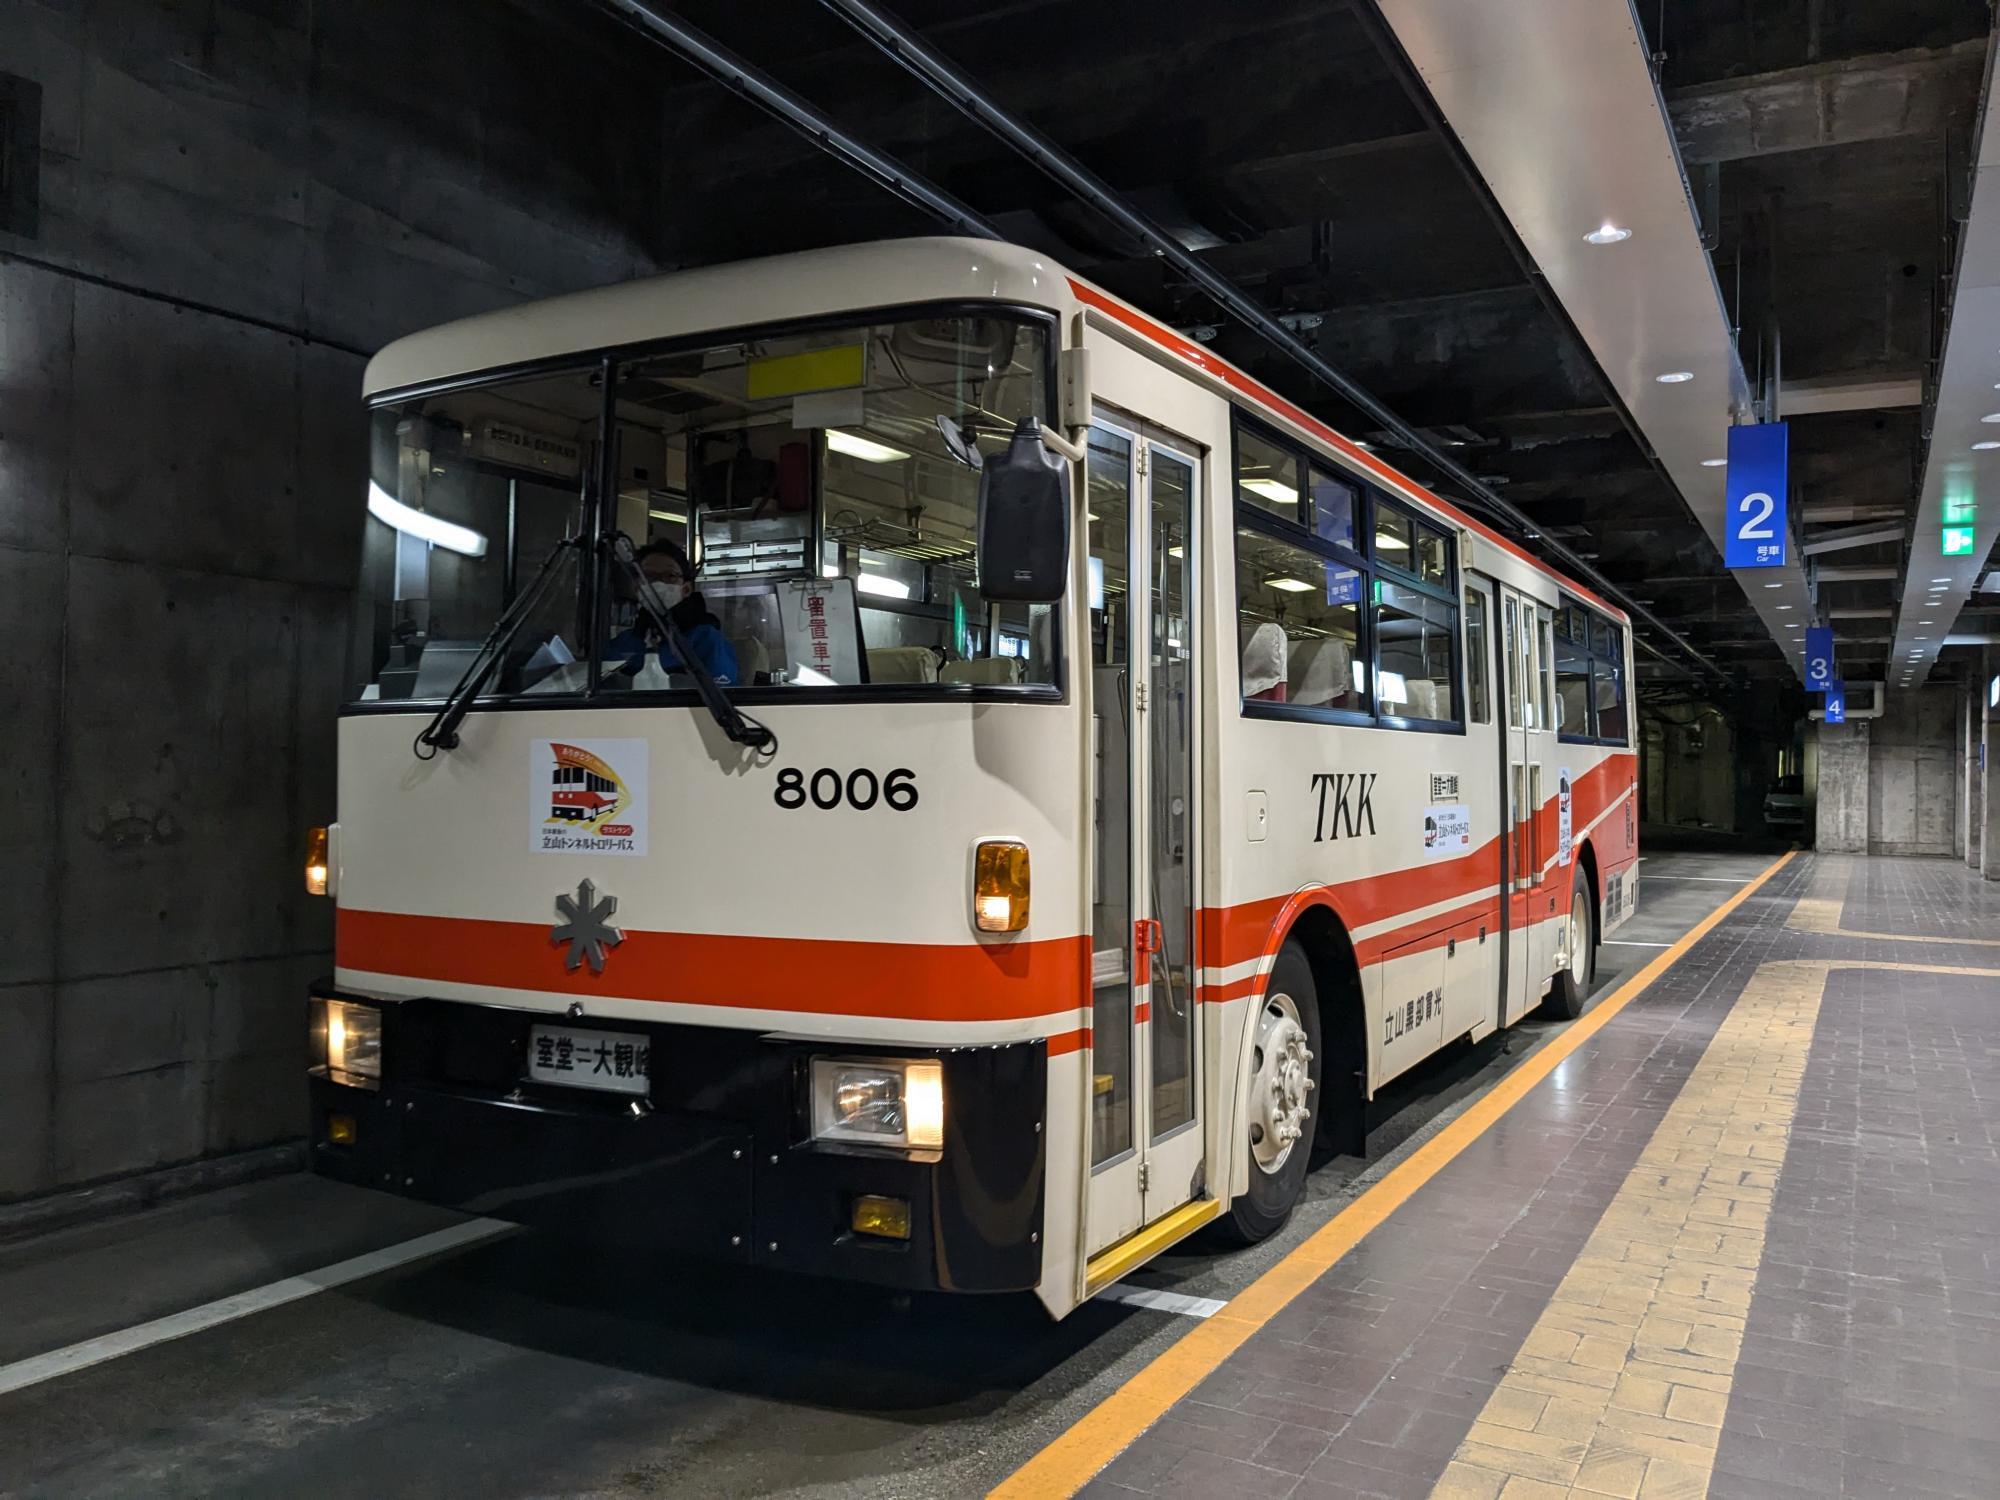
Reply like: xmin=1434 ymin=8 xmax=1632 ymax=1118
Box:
xmin=1723 ymin=422 xmax=1789 ymax=570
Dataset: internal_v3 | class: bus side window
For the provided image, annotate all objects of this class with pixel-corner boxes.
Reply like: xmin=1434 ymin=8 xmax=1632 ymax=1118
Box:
xmin=1504 ymin=595 xmax=1524 ymax=729
xmin=1466 ymin=592 xmax=1490 ymax=725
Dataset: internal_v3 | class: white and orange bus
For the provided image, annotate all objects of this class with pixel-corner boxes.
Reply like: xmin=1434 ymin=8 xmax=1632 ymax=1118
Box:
xmin=307 ymin=238 xmax=1638 ymax=1317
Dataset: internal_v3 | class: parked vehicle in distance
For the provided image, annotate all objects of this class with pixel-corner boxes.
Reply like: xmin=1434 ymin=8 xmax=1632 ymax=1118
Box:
xmin=1764 ymin=774 xmax=1806 ymax=833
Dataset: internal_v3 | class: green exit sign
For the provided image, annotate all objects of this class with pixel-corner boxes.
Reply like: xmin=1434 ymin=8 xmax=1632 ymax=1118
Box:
xmin=1943 ymin=525 xmax=1976 ymax=556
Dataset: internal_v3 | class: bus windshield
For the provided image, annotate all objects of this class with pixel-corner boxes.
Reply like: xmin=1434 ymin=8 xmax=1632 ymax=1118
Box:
xmin=351 ymin=310 xmax=1058 ymax=704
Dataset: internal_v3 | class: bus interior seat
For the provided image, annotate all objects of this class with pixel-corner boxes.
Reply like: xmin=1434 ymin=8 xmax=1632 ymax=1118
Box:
xmin=1405 ymin=678 xmax=1441 ymax=720
xmin=1290 ymin=637 xmax=1352 ymax=708
xmin=866 ymin=646 xmax=939 ymax=684
xmin=939 ymin=656 xmax=1024 ymax=686
xmin=1241 ymin=622 xmax=1288 ymax=702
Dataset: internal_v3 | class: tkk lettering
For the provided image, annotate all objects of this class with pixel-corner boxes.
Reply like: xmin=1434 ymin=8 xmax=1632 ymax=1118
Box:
xmin=1311 ymin=772 xmax=1378 ymax=841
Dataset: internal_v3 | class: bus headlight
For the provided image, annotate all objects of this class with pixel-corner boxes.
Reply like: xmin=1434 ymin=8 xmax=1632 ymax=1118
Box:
xmin=809 ymin=1057 xmax=944 ymax=1151
xmin=316 ymin=998 xmax=383 ymax=1086
xmin=973 ymin=840 xmax=1030 ymax=933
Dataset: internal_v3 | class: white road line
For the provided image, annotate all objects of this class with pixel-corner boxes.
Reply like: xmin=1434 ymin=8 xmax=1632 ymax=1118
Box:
xmin=1095 ymin=1283 xmax=1226 ymax=1319
xmin=0 ymin=1217 xmax=513 ymax=1398
xmin=1640 ymin=875 xmax=1749 ymax=884
xmin=1605 ymin=940 xmax=1672 ymax=948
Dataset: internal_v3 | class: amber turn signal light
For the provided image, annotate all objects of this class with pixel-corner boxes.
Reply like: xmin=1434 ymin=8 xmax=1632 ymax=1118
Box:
xmin=305 ymin=825 xmax=329 ymax=897
xmin=973 ymin=840 xmax=1030 ymax=933
xmin=326 ymin=1112 xmax=357 ymax=1146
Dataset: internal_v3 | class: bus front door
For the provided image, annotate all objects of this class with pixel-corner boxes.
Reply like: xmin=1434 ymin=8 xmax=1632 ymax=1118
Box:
xmin=1498 ymin=584 xmax=1558 ymax=1025
xmin=1084 ymin=417 xmax=1204 ymax=1259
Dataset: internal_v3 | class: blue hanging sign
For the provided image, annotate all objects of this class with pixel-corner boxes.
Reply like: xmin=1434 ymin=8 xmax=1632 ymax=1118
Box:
xmin=1724 ymin=422 xmax=1789 ymax=569
xmin=1824 ymin=680 xmax=1846 ymax=725
xmin=1808 ymin=628 xmax=1832 ymax=692
xmin=1804 ymin=626 xmax=1835 ymax=691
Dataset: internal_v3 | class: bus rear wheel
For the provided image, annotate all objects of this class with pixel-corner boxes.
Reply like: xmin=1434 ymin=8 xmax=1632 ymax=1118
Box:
xmin=1216 ymin=941 xmax=1323 ymax=1245
xmin=1544 ymin=864 xmax=1596 ymax=1020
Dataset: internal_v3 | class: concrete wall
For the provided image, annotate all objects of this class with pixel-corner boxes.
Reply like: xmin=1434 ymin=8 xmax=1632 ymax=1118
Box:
xmin=1868 ymin=684 xmax=1959 ymax=855
xmin=0 ymin=0 xmax=665 ymax=1200
xmin=1815 ymin=684 xmax=1961 ymax=857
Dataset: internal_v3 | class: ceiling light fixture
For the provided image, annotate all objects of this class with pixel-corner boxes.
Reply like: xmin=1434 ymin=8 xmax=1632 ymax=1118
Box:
xmin=1975 ymin=441 xmax=2000 ymax=452
xmin=1656 ymin=371 xmax=1695 ymax=384
xmin=1265 ymin=576 xmax=1315 ymax=593
xmin=1585 ymin=223 xmax=1632 ymax=245
xmin=1243 ymin=477 xmax=1299 ymax=506
xmin=367 ymin=482 xmax=488 ymax=558
xmin=1763 ymin=582 xmax=1784 ymax=589
xmin=1701 ymin=458 xmax=1728 ymax=468
xmin=854 ymin=572 xmax=913 ymax=600
xmin=826 ymin=430 xmax=910 ymax=464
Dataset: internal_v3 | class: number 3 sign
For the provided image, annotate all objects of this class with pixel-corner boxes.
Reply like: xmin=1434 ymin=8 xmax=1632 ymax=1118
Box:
xmin=1723 ymin=423 xmax=1789 ymax=570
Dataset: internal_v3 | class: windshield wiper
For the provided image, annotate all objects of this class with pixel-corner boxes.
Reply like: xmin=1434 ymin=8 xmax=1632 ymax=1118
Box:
xmin=415 ymin=535 xmax=583 ymax=758
xmin=606 ymin=532 xmax=778 ymax=756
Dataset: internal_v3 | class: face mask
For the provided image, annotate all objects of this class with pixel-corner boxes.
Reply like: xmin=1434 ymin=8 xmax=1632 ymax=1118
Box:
xmin=640 ymin=579 xmax=684 ymax=615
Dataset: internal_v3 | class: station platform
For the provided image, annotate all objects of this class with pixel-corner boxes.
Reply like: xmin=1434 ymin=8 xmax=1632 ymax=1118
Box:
xmin=1014 ymin=851 xmax=2000 ymax=1500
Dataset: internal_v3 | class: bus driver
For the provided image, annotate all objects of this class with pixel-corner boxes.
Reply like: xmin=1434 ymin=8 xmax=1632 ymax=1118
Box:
xmin=607 ymin=539 xmax=739 ymax=686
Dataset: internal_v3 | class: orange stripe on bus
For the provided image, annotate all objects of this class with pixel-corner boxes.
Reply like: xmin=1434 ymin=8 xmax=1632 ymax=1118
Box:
xmin=1045 ymin=1029 xmax=1090 ymax=1057
xmin=336 ymin=908 xmax=1089 ymax=1024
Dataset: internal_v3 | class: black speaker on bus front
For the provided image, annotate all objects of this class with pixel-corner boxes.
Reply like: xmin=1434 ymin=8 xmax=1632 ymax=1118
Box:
xmin=976 ymin=418 xmax=1071 ymax=603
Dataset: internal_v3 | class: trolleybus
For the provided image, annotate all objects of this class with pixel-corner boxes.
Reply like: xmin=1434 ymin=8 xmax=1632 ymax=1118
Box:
xmin=307 ymin=238 xmax=1639 ymax=1317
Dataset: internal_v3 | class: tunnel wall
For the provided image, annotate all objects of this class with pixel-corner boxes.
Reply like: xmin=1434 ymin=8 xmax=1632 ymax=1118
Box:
xmin=0 ymin=0 xmax=664 ymax=1201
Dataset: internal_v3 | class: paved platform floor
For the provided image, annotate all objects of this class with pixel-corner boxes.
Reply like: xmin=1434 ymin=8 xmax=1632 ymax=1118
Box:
xmin=3 ymin=850 xmax=1973 ymax=1498
xmin=1057 ymin=852 xmax=2000 ymax=1500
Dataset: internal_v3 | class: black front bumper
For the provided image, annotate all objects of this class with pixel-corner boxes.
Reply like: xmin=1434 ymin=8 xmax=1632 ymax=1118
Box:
xmin=308 ymin=984 xmax=1046 ymax=1293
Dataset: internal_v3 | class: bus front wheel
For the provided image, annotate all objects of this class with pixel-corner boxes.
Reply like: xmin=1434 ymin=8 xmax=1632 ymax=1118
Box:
xmin=1216 ymin=941 xmax=1324 ymax=1245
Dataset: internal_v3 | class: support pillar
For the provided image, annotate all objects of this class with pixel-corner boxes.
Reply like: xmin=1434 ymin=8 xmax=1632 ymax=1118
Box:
xmin=1816 ymin=717 xmax=1871 ymax=854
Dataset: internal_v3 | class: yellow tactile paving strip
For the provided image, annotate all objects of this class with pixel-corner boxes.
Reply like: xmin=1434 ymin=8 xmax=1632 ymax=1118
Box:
xmin=1432 ymin=957 xmax=2000 ymax=1500
xmin=1788 ymin=865 xmax=2000 ymax=945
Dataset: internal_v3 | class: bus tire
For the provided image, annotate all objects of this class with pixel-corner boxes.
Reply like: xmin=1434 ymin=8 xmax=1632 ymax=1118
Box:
xmin=1544 ymin=863 xmax=1596 ymax=1020
xmin=1216 ymin=941 xmax=1323 ymax=1246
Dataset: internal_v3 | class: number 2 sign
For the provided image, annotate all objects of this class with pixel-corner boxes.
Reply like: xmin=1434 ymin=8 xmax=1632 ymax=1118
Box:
xmin=1723 ymin=422 xmax=1789 ymax=570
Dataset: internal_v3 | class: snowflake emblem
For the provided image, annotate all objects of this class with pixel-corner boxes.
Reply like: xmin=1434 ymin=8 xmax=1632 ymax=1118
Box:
xmin=551 ymin=878 xmax=624 ymax=974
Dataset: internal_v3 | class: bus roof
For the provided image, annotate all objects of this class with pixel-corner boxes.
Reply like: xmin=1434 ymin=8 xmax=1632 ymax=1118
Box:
xmin=363 ymin=235 xmax=1623 ymax=624
xmin=361 ymin=238 xmax=1070 ymax=399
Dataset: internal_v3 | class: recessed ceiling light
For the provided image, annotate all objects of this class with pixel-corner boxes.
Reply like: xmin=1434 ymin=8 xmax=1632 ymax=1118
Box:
xmin=1585 ymin=223 xmax=1632 ymax=245
xmin=1983 ymin=413 xmax=2000 ymax=423
xmin=1701 ymin=458 xmax=1727 ymax=468
xmin=1975 ymin=441 xmax=2000 ymax=451
xmin=1264 ymin=576 xmax=1315 ymax=593
xmin=1776 ymin=604 xmax=1794 ymax=610
xmin=1917 ymin=636 xmax=1929 ymax=641
xmin=1763 ymin=582 xmax=1784 ymax=589
xmin=1933 ymin=577 xmax=1952 ymax=583
xmin=1656 ymin=371 xmax=1695 ymax=384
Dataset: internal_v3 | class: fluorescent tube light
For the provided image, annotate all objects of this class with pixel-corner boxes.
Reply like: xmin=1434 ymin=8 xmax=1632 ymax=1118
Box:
xmin=1265 ymin=576 xmax=1314 ymax=593
xmin=1243 ymin=478 xmax=1298 ymax=505
xmin=367 ymin=483 xmax=487 ymax=558
xmin=826 ymin=430 xmax=910 ymax=463
xmin=855 ymin=572 xmax=913 ymax=600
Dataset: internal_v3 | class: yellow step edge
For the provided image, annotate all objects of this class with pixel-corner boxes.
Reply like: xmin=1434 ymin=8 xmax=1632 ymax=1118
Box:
xmin=1084 ymin=1198 xmax=1221 ymax=1296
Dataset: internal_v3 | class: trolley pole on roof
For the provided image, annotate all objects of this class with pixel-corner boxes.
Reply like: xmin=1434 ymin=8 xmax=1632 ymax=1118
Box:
xmin=812 ymin=0 xmax=1721 ymax=681
xmin=597 ymin=0 xmax=1004 ymax=243
xmin=591 ymin=0 xmax=1718 ymax=680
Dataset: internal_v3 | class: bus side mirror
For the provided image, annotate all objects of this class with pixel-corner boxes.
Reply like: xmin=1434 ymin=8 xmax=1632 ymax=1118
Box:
xmin=977 ymin=419 xmax=1070 ymax=602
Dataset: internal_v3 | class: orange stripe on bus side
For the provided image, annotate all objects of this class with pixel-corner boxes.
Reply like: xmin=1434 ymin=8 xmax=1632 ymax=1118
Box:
xmin=336 ymin=908 xmax=1090 ymax=1024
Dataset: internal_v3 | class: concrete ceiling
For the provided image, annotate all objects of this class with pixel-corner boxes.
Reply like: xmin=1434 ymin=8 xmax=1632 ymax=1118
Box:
xmin=564 ymin=0 xmax=1992 ymax=693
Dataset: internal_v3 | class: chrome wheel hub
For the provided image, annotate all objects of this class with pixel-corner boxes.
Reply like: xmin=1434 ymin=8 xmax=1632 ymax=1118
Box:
xmin=1248 ymin=991 xmax=1314 ymax=1174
